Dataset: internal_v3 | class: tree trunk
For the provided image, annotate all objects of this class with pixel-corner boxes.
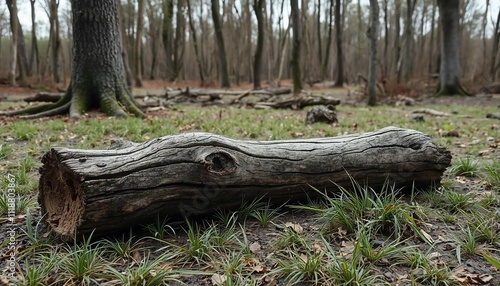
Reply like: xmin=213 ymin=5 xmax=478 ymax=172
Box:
xmin=428 ymin=1 xmax=436 ymax=76
xmin=436 ymin=0 xmax=469 ymax=96
xmin=186 ymin=0 xmax=205 ymax=84
xmin=3 ymin=0 xmax=145 ymax=119
xmin=393 ymin=0 xmax=401 ymax=81
xmin=172 ymin=0 xmax=186 ymax=81
xmin=321 ymin=0 xmax=333 ymax=80
xmin=403 ymin=0 xmax=414 ymax=82
xmin=49 ymin=0 xmax=61 ymax=83
xmin=382 ymin=0 xmax=388 ymax=77
xmin=6 ymin=0 xmax=17 ymax=85
xmin=118 ymin=2 xmax=133 ymax=88
xmin=253 ymin=0 xmax=265 ymax=90
xmin=367 ymin=0 xmax=379 ymax=106
xmin=211 ymin=0 xmax=231 ymax=88
xmin=38 ymin=127 xmax=451 ymax=239
xmin=334 ymin=0 xmax=344 ymax=87
xmin=134 ymin=0 xmax=144 ymax=87
xmin=29 ymin=0 xmax=40 ymax=82
xmin=491 ymin=9 xmax=500 ymax=82
xmin=290 ymin=0 xmax=302 ymax=93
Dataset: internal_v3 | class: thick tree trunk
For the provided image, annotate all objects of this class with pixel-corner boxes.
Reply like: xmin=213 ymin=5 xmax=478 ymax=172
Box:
xmin=436 ymin=0 xmax=469 ymax=96
xmin=290 ymin=0 xmax=302 ymax=93
xmin=38 ymin=127 xmax=451 ymax=239
xmin=367 ymin=0 xmax=379 ymax=106
xmin=211 ymin=0 xmax=231 ymax=88
xmin=253 ymin=0 xmax=265 ymax=90
xmin=2 ymin=0 xmax=145 ymax=119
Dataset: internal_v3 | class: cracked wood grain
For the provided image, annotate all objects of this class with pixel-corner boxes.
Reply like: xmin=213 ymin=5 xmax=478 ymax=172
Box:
xmin=38 ymin=126 xmax=451 ymax=239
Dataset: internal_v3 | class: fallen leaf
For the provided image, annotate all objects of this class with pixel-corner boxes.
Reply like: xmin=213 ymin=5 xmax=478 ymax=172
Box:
xmin=450 ymin=266 xmax=493 ymax=284
xmin=420 ymin=229 xmax=434 ymax=244
xmin=211 ymin=274 xmax=227 ymax=286
xmin=249 ymin=241 xmax=261 ymax=253
xmin=312 ymin=243 xmax=324 ymax=254
xmin=284 ymin=222 xmax=303 ymax=233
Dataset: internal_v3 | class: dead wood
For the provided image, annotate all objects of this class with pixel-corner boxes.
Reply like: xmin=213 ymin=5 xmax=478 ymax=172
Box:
xmin=38 ymin=127 xmax=451 ymax=239
xmin=24 ymin=92 xmax=64 ymax=103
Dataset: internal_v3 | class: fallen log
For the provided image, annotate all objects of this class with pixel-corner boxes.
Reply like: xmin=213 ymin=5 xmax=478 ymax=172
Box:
xmin=38 ymin=127 xmax=451 ymax=239
xmin=24 ymin=92 xmax=64 ymax=103
xmin=254 ymin=95 xmax=341 ymax=109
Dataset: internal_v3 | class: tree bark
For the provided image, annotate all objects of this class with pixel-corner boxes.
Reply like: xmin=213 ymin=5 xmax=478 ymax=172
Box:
xmin=367 ymin=0 xmax=379 ymax=106
xmin=321 ymin=0 xmax=333 ymax=80
xmin=118 ymin=2 xmax=133 ymax=88
xmin=435 ymin=0 xmax=469 ymax=96
xmin=3 ymin=0 xmax=145 ymax=119
xmin=428 ymin=2 xmax=436 ymax=76
xmin=393 ymin=0 xmax=401 ymax=81
xmin=290 ymin=0 xmax=302 ymax=93
xmin=253 ymin=0 xmax=265 ymax=90
xmin=334 ymin=0 xmax=344 ymax=87
xmin=38 ymin=127 xmax=451 ymax=239
xmin=403 ymin=0 xmax=414 ymax=82
xmin=211 ymin=0 xmax=231 ymax=88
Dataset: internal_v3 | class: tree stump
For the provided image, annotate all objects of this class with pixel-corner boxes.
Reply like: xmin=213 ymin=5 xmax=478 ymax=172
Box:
xmin=38 ymin=127 xmax=451 ymax=239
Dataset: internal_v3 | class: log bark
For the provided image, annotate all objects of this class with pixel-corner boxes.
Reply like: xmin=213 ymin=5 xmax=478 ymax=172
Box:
xmin=38 ymin=127 xmax=451 ymax=239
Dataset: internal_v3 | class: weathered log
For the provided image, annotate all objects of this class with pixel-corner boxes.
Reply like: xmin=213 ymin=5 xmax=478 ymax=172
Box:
xmin=38 ymin=127 xmax=451 ymax=239
xmin=254 ymin=95 xmax=341 ymax=109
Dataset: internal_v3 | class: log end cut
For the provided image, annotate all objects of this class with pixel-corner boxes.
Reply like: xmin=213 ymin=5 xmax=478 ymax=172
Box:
xmin=38 ymin=149 xmax=85 ymax=240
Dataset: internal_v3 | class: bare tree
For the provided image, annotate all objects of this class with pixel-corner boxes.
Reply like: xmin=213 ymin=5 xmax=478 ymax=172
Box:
xmin=435 ymin=0 xmax=469 ymax=96
xmin=428 ymin=1 xmax=436 ymax=75
xmin=290 ymin=0 xmax=302 ymax=93
xmin=186 ymin=0 xmax=204 ymax=84
xmin=321 ymin=0 xmax=333 ymax=80
xmin=30 ymin=0 xmax=40 ymax=81
xmin=402 ymin=0 xmax=415 ymax=82
xmin=118 ymin=1 xmax=132 ymax=87
xmin=6 ymin=0 xmax=17 ymax=85
xmin=48 ymin=0 xmax=61 ymax=83
xmin=367 ymin=0 xmax=379 ymax=106
xmin=253 ymin=0 xmax=265 ymax=89
xmin=490 ymin=8 xmax=500 ymax=82
xmin=334 ymin=0 xmax=344 ymax=86
xmin=3 ymin=0 xmax=144 ymax=118
xmin=134 ymin=0 xmax=145 ymax=87
xmin=393 ymin=0 xmax=401 ymax=81
xmin=211 ymin=0 xmax=230 ymax=88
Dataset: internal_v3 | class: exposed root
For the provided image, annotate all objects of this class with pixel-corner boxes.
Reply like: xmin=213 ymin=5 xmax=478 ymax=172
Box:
xmin=19 ymin=102 xmax=71 ymax=119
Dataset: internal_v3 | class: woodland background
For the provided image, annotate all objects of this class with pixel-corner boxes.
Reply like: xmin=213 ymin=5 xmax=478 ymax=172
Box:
xmin=0 ymin=0 xmax=499 ymax=90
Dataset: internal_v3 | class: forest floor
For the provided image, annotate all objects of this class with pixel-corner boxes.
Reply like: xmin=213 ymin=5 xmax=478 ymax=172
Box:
xmin=0 ymin=79 xmax=499 ymax=285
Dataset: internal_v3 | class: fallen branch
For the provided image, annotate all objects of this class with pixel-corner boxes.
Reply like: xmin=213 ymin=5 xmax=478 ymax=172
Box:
xmin=24 ymin=92 xmax=64 ymax=103
xmin=38 ymin=127 xmax=451 ymax=239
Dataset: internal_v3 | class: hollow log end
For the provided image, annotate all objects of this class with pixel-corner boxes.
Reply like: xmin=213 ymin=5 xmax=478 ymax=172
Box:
xmin=38 ymin=149 xmax=85 ymax=240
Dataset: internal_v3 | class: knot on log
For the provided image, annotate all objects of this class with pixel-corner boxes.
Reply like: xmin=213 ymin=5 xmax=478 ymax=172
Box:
xmin=204 ymin=151 xmax=237 ymax=175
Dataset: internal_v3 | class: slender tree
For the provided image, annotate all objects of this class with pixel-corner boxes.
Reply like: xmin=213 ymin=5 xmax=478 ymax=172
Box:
xmin=253 ymin=0 xmax=265 ymax=90
xmin=29 ymin=0 xmax=40 ymax=81
xmin=6 ymin=0 xmax=17 ymax=85
xmin=186 ymin=0 xmax=204 ymax=84
xmin=367 ymin=0 xmax=379 ymax=106
xmin=435 ymin=0 xmax=469 ymax=96
xmin=334 ymin=0 xmax=344 ymax=86
xmin=211 ymin=0 xmax=230 ymax=88
xmin=403 ymin=0 xmax=414 ymax=82
xmin=134 ymin=0 xmax=144 ymax=87
xmin=393 ymin=0 xmax=401 ymax=81
xmin=490 ymin=9 xmax=500 ymax=81
xmin=2 ymin=0 xmax=144 ymax=118
xmin=290 ymin=0 xmax=302 ymax=93
xmin=49 ymin=0 xmax=61 ymax=83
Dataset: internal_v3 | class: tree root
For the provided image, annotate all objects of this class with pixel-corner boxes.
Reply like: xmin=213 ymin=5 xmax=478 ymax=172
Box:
xmin=1 ymin=81 xmax=145 ymax=119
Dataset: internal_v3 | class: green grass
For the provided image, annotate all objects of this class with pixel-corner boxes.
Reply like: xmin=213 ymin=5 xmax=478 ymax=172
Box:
xmin=1 ymin=100 xmax=499 ymax=285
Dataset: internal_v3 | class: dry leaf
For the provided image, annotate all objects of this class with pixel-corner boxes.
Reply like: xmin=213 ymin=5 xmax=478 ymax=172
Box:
xmin=312 ymin=243 xmax=324 ymax=254
xmin=450 ymin=266 xmax=493 ymax=284
xmin=249 ymin=241 xmax=261 ymax=253
xmin=284 ymin=222 xmax=303 ymax=233
xmin=420 ymin=229 xmax=434 ymax=244
xmin=211 ymin=273 xmax=227 ymax=286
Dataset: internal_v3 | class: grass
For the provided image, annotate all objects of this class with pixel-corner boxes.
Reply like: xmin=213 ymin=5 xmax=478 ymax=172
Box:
xmin=1 ymin=100 xmax=499 ymax=285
